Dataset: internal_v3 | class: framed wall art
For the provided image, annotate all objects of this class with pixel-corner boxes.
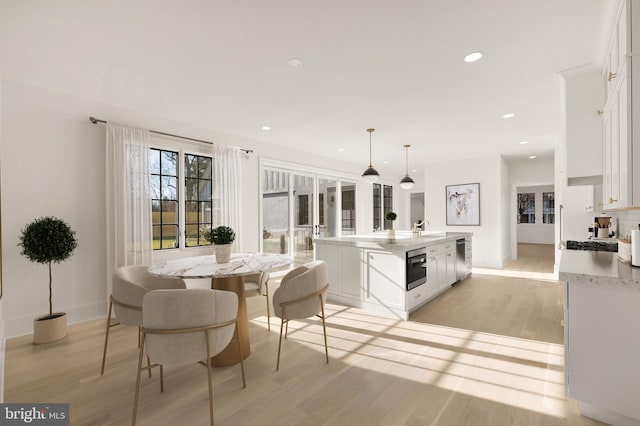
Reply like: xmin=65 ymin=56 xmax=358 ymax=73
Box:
xmin=446 ymin=183 xmax=480 ymax=226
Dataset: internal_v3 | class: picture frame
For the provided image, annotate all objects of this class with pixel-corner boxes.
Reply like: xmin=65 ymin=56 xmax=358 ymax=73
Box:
xmin=446 ymin=183 xmax=480 ymax=226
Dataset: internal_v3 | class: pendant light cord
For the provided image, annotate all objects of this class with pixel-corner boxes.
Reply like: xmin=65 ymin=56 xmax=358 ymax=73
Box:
xmin=367 ymin=128 xmax=375 ymax=167
xmin=404 ymin=144 xmax=410 ymax=176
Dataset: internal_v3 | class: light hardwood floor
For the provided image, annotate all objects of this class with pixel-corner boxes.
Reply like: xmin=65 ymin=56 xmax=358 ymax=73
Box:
xmin=5 ymin=260 xmax=604 ymax=425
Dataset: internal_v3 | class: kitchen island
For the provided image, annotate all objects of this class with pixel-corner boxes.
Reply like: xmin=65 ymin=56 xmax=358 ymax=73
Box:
xmin=559 ymin=250 xmax=640 ymax=426
xmin=316 ymin=231 xmax=472 ymax=320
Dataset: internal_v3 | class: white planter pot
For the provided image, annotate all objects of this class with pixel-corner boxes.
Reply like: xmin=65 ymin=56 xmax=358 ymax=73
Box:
xmin=388 ymin=229 xmax=395 ymax=239
xmin=214 ymin=244 xmax=232 ymax=263
xmin=33 ymin=312 xmax=67 ymax=344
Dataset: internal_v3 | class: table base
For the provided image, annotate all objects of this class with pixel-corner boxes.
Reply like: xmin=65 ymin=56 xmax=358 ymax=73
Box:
xmin=211 ymin=275 xmax=250 ymax=367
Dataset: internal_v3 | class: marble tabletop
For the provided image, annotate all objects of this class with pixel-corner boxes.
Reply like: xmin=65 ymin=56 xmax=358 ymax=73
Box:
xmin=559 ymin=249 xmax=640 ymax=290
xmin=148 ymin=252 xmax=293 ymax=279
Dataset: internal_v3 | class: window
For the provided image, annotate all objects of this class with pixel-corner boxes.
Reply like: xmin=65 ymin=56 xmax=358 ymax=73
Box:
xmin=373 ymin=184 xmax=382 ymax=230
xmin=184 ymin=154 xmax=213 ymax=247
xmin=543 ymin=192 xmax=555 ymax=224
xmin=373 ymin=183 xmax=393 ymax=230
xmin=150 ymin=149 xmax=215 ymax=250
xmin=342 ymin=185 xmax=356 ymax=232
xmin=383 ymin=185 xmax=393 ymax=229
xmin=297 ymin=194 xmax=309 ymax=225
xmin=319 ymin=193 xmax=325 ymax=226
xmin=517 ymin=193 xmax=535 ymax=224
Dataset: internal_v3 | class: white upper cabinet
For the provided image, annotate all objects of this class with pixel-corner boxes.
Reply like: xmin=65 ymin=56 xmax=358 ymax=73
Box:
xmin=601 ymin=0 xmax=634 ymax=208
xmin=563 ymin=69 xmax=603 ymax=180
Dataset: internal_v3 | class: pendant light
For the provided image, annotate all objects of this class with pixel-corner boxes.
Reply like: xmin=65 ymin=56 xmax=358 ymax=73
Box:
xmin=361 ymin=128 xmax=380 ymax=183
xmin=400 ymin=144 xmax=415 ymax=190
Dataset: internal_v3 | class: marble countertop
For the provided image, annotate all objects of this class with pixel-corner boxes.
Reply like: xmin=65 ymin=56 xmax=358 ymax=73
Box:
xmin=559 ymin=249 xmax=640 ymax=290
xmin=315 ymin=231 xmax=472 ymax=251
xmin=149 ymin=252 xmax=293 ymax=279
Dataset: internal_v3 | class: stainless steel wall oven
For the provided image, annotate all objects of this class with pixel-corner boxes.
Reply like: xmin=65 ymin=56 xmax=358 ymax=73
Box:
xmin=406 ymin=247 xmax=427 ymax=290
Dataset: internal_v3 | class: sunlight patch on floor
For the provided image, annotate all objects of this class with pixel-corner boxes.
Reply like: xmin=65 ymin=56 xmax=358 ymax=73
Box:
xmin=472 ymin=266 xmax=557 ymax=281
xmin=250 ymin=302 xmax=567 ymax=418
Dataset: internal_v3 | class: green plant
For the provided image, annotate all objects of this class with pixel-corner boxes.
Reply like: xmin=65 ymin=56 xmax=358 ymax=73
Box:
xmin=18 ymin=216 xmax=78 ymax=319
xmin=209 ymin=225 xmax=236 ymax=245
xmin=263 ymin=228 xmax=272 ymax=239
xmin=385 ymin=211 xmax=397 ymax=221
xmin=280 ymin=234 xmax=286 ymax=254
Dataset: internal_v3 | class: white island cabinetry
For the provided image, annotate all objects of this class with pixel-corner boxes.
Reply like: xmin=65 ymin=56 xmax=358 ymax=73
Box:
xmin=560 ymin=250 xmax=640 ymax=425
xmin=316 ymin=232 xmax=471 ymax=320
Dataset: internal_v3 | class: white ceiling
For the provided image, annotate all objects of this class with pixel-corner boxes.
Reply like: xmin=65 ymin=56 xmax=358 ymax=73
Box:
xmin=0 ymin=0 xmax=612 ymax=175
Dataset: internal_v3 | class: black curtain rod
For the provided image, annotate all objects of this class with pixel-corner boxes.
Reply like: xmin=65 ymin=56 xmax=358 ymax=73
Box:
xmin=89 ymin=117 xmax=253 ymax=154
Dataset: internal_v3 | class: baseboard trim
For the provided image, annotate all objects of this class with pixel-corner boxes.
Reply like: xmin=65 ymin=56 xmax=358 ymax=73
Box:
xmin=4 ymin=301 xmax=107 ymax=339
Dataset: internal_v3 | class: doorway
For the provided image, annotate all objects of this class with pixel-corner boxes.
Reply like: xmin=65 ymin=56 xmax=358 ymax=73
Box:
xmin=260 ymin=164 xmax=358 ymax=266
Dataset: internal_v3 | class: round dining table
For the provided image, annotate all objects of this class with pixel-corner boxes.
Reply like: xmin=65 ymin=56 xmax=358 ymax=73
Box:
xmin=148 ymin=252 xmax=293 ymax=366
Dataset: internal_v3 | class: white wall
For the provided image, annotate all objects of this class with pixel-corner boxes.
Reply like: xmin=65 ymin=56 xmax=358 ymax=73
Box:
xmin=423 ymin=155 xmax=507 ymax=268
xmin=516 ymin=185 xmax=555 ymax=244
xmin=0 ymin=78 xmax=5 ymax=402
xmin=0 ymin=80 xmax=379 ymax=337
xmin=500 ymin=157 xmax=512 ymax=265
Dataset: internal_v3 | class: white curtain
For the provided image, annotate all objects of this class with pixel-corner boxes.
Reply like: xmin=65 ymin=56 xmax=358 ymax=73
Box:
xmin=106 ymin=123 xmax=152 ymax=298
xmin=213 ymin=144 xmax=242 ymax=251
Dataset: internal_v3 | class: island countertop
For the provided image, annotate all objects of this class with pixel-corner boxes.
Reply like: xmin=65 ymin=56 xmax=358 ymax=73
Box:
xmin=559 ymin=249 xmax=640 ymax=290
xmin=315 ymin=231 xmax=472 ymax=252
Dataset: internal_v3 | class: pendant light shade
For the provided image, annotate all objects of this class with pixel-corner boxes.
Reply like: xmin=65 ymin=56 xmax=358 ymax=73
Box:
xmin=400 ymin=144 xmax=415 ymax=190
xmin=362 ymin=128 xmax=380 ymax=183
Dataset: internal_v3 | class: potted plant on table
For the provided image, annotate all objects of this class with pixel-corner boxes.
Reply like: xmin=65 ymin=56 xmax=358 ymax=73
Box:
xmin=209 ymin=225 xmax=235 ymax=263
xmin=385 ymin=211 xmax=397 ymax=239
xmin=18 ymin=216 xmax=78 ymax=344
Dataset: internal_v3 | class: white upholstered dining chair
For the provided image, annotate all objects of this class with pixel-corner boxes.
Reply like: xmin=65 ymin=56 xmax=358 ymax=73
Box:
xmin=131 ymin=288 xmax=246 ymax=426
xmin=100 ymin=265 xmax=186 ymax=375
xmin=272 ymin=260 xmax=329 ymax=371
xmin=243 ymin=271 xmax=271 ymax=330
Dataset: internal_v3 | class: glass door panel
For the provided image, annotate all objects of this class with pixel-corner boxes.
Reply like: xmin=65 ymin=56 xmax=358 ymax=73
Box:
xmin=262 ymin=169 xmax=290 ymax=255
xmin=318 ymin=177 xmax=338 ymax=239
xmin=293 ymin=173 xmax=314 ymax=267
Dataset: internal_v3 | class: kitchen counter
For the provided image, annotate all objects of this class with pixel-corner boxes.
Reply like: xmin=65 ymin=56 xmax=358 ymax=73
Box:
xmin=559 ymin=249 xmax=640 ymax=290
xmin=315 ymin=231 xmax=471 ymax=251
xmin=316 ymin=231 xmax=472 ymax=320
xmin=560 ymin=249 xmax=640 ymax=425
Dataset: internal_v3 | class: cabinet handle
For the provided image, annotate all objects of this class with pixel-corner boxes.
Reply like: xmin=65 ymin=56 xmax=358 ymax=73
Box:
xmin=608 ymin=71 xmax=617 ymax=81
xmin=609 ymin=197 xmax=618 ymax=204
xmin=414 ymin=293 xmax=421 ymax=299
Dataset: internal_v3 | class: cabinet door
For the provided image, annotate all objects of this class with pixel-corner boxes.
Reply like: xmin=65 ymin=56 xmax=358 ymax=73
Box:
xmin=317 ymin=244 xmax=339 ymax=296
xmin=445 ymin=247 xmax=456 ymax=285
xmin=436 ymin=253 xmax=447 ymax=290
xmin=338 ymin=246 xmax=363 ymax=300
xmin=618 ymin=70 xmax=630 ymax=207
xmin=566 ymin=283 xmax=640 ymax=420
xmin=603 ymin=102 xmax=613 ymax=207
xmin=366 ymin=251 xmax=403 ymax=308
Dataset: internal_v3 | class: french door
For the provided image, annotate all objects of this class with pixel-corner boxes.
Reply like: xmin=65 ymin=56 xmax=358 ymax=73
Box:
xmin=261 ymin=164 xmax=358 ymax=266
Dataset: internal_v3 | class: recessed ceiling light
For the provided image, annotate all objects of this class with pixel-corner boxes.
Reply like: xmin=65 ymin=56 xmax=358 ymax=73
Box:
xmin=529 ymin=155 xmax=537 ymax=159
xmin=383 ymin=161 xmax=389 ymax=164
xmin=464 ymin=52 xmax=483 ymax=63
xmin=337 ymin=148 xmax=345 ymax=152
xmin=520 ymin=140 xmax=529 ymax=145
xmin=288 ymin=58 xmax=303 ymax=68
xmin=261 ymin=126 xmax=271 ymax=131
xmin=502 ymin=113 xmax=515 ymax=119
xmin=412 ymin=169 xmax=417 ymax=173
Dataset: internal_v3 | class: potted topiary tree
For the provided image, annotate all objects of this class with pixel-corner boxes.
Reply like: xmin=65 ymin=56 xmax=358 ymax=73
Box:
xmin=18 ymin=216 xmax=78 ymax=344
xmin=385 ymin=211 xmax=397 ymax=239
xmin=209 ymin=225 xmax=235 ymax=263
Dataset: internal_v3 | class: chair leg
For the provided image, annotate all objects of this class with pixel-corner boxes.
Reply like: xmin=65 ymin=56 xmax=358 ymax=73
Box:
xmin=147 ymin=355 xmax=152 ymax=378
xmin=236 ymin=323 xmax=246 ymax=388
xmin=159 ymin=364 xmax=164 ymax=393
xmin=265 ymin=282 xmax=271 ymax=332
xmin=320 ymin=299 xmax=329 ymax=365
xmin=285 ymin=318 xmax=289 ymax=338
xmin=100 ymin=300 xmax=113 ymax=375
xmin=131 ymin=332 xmax=146 ymax=426
xmin=205 ymin=331 xmax=214 ymax=426
xmin=276 ymin=316 xmax=286 ymax=371
xmin=138 ymin=326 xmax=141 ymax=348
